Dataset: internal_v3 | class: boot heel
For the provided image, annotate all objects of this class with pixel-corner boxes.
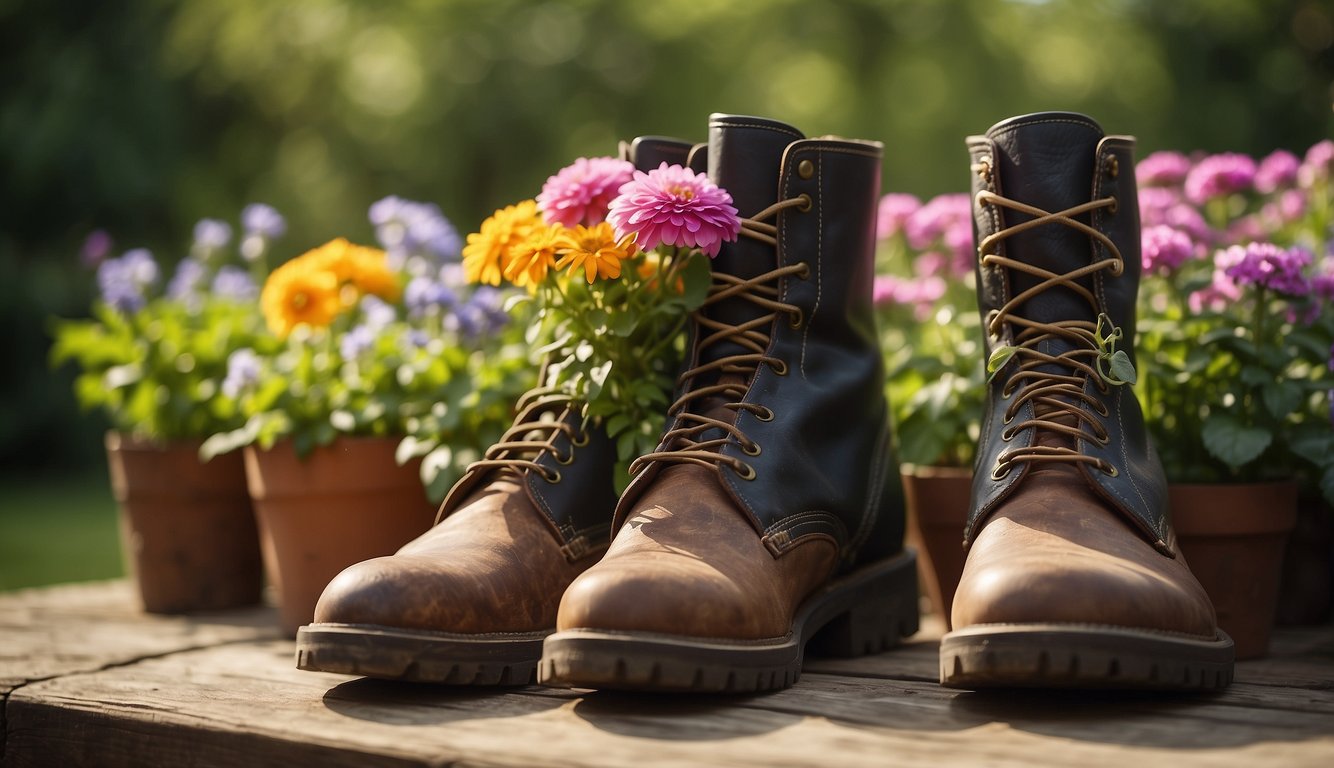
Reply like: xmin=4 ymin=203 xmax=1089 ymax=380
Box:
xmin=809 ymin=552 xmax=920 ymax=658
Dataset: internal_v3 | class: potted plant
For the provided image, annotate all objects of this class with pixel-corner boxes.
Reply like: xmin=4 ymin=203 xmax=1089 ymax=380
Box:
xmin=872 ymin=192 xmax=986 ymax=627
xmin=1132 ymin=140 xmax=1334 ymax=658
xmin=49 ymin=207 xmax=287 ymax=613
xmin=202 ymin=197 xmax=532 ymax=635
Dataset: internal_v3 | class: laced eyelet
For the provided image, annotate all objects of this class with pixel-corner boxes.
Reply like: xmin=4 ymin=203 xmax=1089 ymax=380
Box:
xmin=770 ymin=359 xmax=789 ymax=376
xmin=1001 ymin=384 xmax=1016 ymax=399
xmin=1104 ymin=155 xmax=1119 ymax=179
xmin=1094 ymin=401 xmax=1110 ymax=417
xmin=990 ymin=463 xmax=1012 ymax=481
xmin=543 ymin=468 xmax=563 ymax=484
xmin=1002 ymin=411 xmax=1016 ymax=425
xmin=1108 ymin=257 xmax=1125 ymax=276
xmin=1107 ymin=196 xmax=1119 ymax=215
xmin=789 ymin=308 xmax=804 ymax=329
xmin=796 ymin=262 xmax=811 ymax=280
xmin=570 ymin=431 xmax=590 ymax=447
xmin=734 ymin=463 xmax=757 ymax=481
xmin=1100 ymin=463 xmax=1119 ymax=478
xmin=741 ymin=441 xmax=762 ymax=457
xmin=1094 ymin=433 xmax=1111 ymax=446
xmin=754 ymin=406 xmax=775 ymax=422
xmin=1001 ymin=426 xmax=1016 ymax=441
xmin=796 ymin=193 xmax=812 ymax=213
xmin=554 ymin=450 xmax=575 ymax=466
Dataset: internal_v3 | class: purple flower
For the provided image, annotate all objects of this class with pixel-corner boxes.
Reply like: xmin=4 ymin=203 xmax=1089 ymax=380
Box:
xmin=221 ymin=348 xmax=262 ymax=398
xmin=369 ymin=196 xmax=461 ymax=266
xmin=1216 ymin=242 xmax=1312 ymax=297
xmin=192 ymin=219 xmax=232 ymax=253
xmin=359 ymin=294 xmax=398 ymax=331
xmin=79 ymin=230 xmax=113 ymax=269
xmin=1184 ymin=153 xmax=1257 ymax=204
xmin=1312 ymin=273 xmax=1334 ymax=303
xmin=212 ymin=265 xmax=258 ymax=301
xmin=904 ymin=193 xmax=971 ymax=252
xmin=1224 ymin=215 xmax=1266 ymax=246
xmin=1188 ymin=271 xmax=1242 ymax=314
xmin=96 ymin=248 xmax=159 ymax=313
xmin=167 ymin=257 xmax=208 ymax=301
xmin=1255 ymin=150 xmax=1300 ymax=194
xmin=242 ymin=203 xmax=286 ymax=239
xmin=607 ymin=163 xmax=741 ymax=257
xmin=405 ymin=329 xmax=430 ymax=349
xmin=404 ymin=275 xmax=458 ymax=318
xmin=537 ymin=157 xmax=636 ymax=228
xmin=450 ymin=286 xmax=509 ymax=338
xmin=1299 ymin=140 xmax=1334 ymax=187
xmin=339 ymin=324 xmax=377 ymax=361
xmin=1141 ymin=225 xmax=1195 ymax=275
xmin=1136 ymin=151 xmax=1192 ymax=187
xmin=876 ymin=193 xmax=921 ymax=241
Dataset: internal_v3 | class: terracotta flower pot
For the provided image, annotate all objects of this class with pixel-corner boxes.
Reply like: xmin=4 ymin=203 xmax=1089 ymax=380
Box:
xmin=244 ymin=436 xmax=436 ymax=636
xmin=105 ymin=431 xmax=264 ymax=613
xmin=1170 ymin=481 xmax=1299 ymax=660
xmin=901 ymin=464 xmax=972 ymax=629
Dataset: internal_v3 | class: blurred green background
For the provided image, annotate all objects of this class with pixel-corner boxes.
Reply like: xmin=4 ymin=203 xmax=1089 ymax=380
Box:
xmin=2 ymin=0 xmax=1331 ymax=589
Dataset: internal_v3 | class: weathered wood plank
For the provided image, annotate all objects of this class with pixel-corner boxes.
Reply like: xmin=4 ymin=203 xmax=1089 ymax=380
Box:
xmin=8 ymin=638 xmax=1334 ymax=768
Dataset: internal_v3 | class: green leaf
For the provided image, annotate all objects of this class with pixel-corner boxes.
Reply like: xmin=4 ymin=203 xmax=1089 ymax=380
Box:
xmin=1261 ymin=381 xmax=1303 ymax=420
xmin=1200 ymin=414 xmax=1272 ymax=469
xmin=1239 ymin=366 xmax=1271 ymax=388
xmin=986 ymin=344 xmax=1018 ymax=381
xmin=1104 ymin=350 xmax=1137 ymax=386
xmin=677 ymin=255 xmax=712 ymax=310
xmin=608 ymin=311 xmax=638 ymax=337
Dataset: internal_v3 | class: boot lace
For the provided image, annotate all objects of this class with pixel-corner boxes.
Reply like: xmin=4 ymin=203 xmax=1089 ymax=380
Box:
xmin=629 ymin=194 xmax=812 ymax=480
xmin=462 ymin=386 xmax=587 ymax=485
xmin=974 ymin=182 xmax=1124 ymax=480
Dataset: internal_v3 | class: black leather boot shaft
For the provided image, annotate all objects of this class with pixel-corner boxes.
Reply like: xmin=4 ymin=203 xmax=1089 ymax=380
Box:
xmin=618 ymin=114 xmax=905 ymax=569
xmin=966 ymin=111 xmax=1170 ymax=552
xmin=439 ymin=137 xmax=694 ymax=559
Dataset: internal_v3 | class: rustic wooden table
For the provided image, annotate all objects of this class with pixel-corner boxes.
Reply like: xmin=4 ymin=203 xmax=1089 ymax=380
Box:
xmin=3 ymin=580 xmax=1332 ymax=767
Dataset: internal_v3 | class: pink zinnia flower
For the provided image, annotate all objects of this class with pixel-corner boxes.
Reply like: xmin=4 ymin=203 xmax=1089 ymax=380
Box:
xmin=876 ymin=193 xmax=921 ymax=241
xmin=537 ymin=156 xmax=636 ymax=228
xmin=1255 ymin=150 xmax=1300 ymax=193
xmin=904 ymin=193 xmax=971 ymax=251
xmin=1215 ymin=242 xmax=1311 ymax=297
xmin=607 ymin=163 xmax=740 ymax=257
xmin=1184 ymin=152 xmax=1257 ymax=204
xmin=1136 ymin=151 xmax=1192 ymax=187
xmin=1141 ymin=225 xmax=1195 ymax=276
xmin=1299 ymin=140 xmax=1334 ymax=188
xmin=1188 ymin=271 xmax=1242 ymax=314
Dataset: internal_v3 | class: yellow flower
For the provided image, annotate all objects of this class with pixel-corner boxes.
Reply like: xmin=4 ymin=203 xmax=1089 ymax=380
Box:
xmin=261 ymin=258 xmax=341 ymax=338
xmin=463 ymin=200 xmax=542 ymax=286
xmin=503 ymin=223 xmax=566 ymax=288
xmin=554 ymin=222 xmax=636 ymax=284
xmin=306 ymin=238 xmax=400 ymax=303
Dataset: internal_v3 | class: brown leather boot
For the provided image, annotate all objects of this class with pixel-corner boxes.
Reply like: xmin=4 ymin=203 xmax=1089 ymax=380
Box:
xmin=293 ymin=137 xmax=692 ymax=685
xmin=940 ymin=112 xmax=1234 ymax=689
xmin=540 ymin=114 xmax=919 ymax=693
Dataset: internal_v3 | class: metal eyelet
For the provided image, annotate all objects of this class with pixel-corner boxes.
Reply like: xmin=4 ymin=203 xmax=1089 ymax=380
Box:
xmin=1095 ymin=401 xmax=1110 ymax=417
xmin=570 ymin=431 xmax=590 ymax=447
xmin=1108 ymin=257 xmax=1125 ymax=276
xmin=754 ymin=406 xmax=775 ymax=422
xmin=1105 ymin=154 xmax=1119 ymax=179
xmin=1095 ymin=433 xmax=1111 ymax=447
xmin=554 ymin=450 xmax=574 ymax=466
xmin=990 ymin=463 xmax=1011 ymax=481
xmin=796 ymin=262 xmax=811 ymax=280
xmin=789 ymin=308 xmax=804 ymax=329
xmin=1100 ymin=463 xmax=1119 ymax=478
xmin=770 ymin=359 xmax=789 ymax=376
xmin=1107 ymin=196 xmax=1119 ymax=215
xmin=796 ymin=193 xmax=812 ymax=213
xmin=797 ymin=159 xmax=815 ymax=179
xmin=741 ymin=441 xmax=762 ymax=457
xmin=543 ymin=468 xmax=563 ymax=484
xmin=735 ymin=463 xmax=757 ymax=481
xmin=1001 ymin=427 xmax=1016 ymax=442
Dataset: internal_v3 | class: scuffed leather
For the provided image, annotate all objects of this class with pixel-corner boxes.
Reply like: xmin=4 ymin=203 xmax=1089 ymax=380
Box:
xmin=966 ymin=112 xmax=1169 ymax=550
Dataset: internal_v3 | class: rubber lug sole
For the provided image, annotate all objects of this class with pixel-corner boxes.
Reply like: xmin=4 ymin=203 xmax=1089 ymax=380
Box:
xmin=295 ymin=623 xmax=548 ymax=685
xmin=939 ymin=624 xmax=1235 ymax=690
xmin=538 ymin=549 xmax=918 ymax=693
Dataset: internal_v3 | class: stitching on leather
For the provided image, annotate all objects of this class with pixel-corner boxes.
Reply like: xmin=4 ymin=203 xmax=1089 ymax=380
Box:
xmin=1115 ymin=385 xmax=1157 ymax=536
xmin=708 ymin=120 xmax=804 ymax=141
xmin=800 ymin=151 xmax=822 ymax=376
xmin=796 ymin=145 xmax=881 ymax=160
xmin=762 ymin=509 xmax=844 ymax=536
xmin=1091 ymin=150 xmax=1111 ymax=311
xmin=986 ymin=116 xmax=1102 ymax=140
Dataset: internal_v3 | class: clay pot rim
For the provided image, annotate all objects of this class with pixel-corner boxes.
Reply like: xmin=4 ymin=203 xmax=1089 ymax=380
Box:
xmin=900 ymin=463 xmax=973 ymax=480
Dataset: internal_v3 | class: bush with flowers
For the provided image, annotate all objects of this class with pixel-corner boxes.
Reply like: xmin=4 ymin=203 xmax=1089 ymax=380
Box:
xmin=461 ymin=157 xmax=736 ymax=482
xmin=1133 ymin=140 xmax=1334 ymax=502
xmin=873 ymin=192 xmax=986 ymax=468
xmin=200 ymin=197 xmax=533 ymax=501
xmin=50 ymin=206 xmax=287 ymax=442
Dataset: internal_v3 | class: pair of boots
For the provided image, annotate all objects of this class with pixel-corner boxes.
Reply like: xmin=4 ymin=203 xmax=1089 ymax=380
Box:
xmin=296 ymin=112 xmax=1234 ymax=692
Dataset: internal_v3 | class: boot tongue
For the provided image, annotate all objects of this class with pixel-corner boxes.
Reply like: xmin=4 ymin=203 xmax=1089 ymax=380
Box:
xmin=987 ymin=113 xmax=1104 ymax=331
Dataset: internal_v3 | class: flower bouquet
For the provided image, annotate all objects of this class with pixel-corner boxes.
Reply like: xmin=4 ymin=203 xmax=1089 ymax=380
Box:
xmin=49 ymin=207 xmax=287 ymax=612
xmin=462 ymin=156 xmax=736 ymax=487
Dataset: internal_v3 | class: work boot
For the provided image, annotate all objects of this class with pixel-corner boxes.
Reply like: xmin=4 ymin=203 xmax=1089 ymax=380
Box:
xmin=541 ymin=114 xmax=919 ymax=693
xmin=294 ymin=136 xmax=693 ymax=685
xmin=940 ymin=112 xmax=1234 ymax=689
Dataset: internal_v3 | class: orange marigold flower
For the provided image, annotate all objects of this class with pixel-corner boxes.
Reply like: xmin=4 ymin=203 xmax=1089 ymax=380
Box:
xmin=503 ymin=223 xmax=566 ymax=288
xmin=261 ymin=259 xmax=341 ymax=338
xmin=554 ymin=222 xmax=636 ymax=284
xmin=306 ymin=238 xmax=400 ymax=302
xmin=463 ymin=200 xmax=542 ymax=286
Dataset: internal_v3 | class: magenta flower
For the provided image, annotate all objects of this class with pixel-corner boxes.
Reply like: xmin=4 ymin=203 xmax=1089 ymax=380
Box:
xmin=1216 ymin=242 xmax=1312 ymax=297
xmin=1138 ymin=187 xmax=1179 ymax=226
xmin=537 ymin=156 xmax=636 ymax=228
xmin=872 ymin=275 xmax=903 ymax=307
xmin=876 ymin=193 xmax=921 ymax=240
xmin=1311 ymin=273 xmax=1334 ymax=303
xmin=1255 ymin=150 xmax=1300 ymax=194
xmin=1141 ymin=225 xmax=1195 ymax=275
xmin=1136 ymin=151 xmax=1192 ymax=187
xmin=607 ymin=163 xmax=740 ymax=257
xmin=1299 ymin=140 xmax=1334 ymax=188
xmin=905 ymin=193 xmax=971 ymax=251
xmin=872 ymin=274 xmax=945 ymax=320
xmin=1184 ymin=153 xmax=1257 ymax=204
xmin=1188 ymin=271 xmax=1242 ymax=314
